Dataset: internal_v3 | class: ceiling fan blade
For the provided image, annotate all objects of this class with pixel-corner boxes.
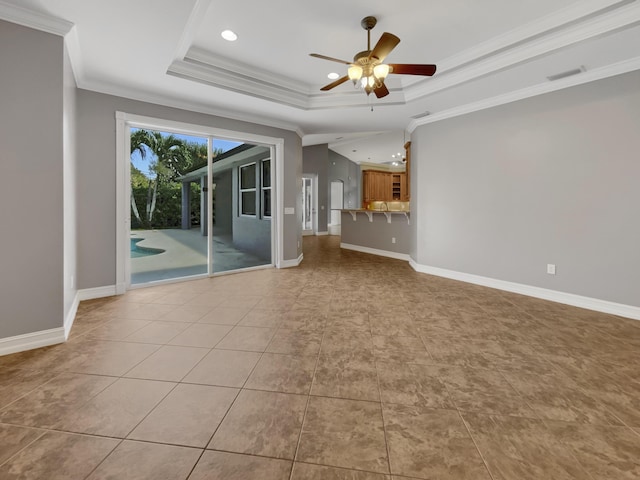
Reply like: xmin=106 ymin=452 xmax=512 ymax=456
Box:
xmin=309 ymin=53 xmax=352 ymax=65
xmin=320 ymin=75 xmax=349 ymax=91
xmin=374 ymin=83 xmax=389 ymax=98
xmin=369 ymin=32 xmax=400 ymax=62
xmin=388 ymin=64 xmax=437 ymax=76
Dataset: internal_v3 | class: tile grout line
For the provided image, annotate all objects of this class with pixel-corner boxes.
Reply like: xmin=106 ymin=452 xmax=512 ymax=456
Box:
xmin=287 ymin=319 xmax=326 ymax=480
xmin=455 ymin=405 xmax=497 ymax=480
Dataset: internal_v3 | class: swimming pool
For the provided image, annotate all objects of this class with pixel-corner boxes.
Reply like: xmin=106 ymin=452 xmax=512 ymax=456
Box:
xmin=130 ymin=238 xmax=165 ymax=258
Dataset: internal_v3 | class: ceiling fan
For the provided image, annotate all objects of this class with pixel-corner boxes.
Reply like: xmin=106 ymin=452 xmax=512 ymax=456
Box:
xmin=310 ymin=16 xmax=437 ymax=98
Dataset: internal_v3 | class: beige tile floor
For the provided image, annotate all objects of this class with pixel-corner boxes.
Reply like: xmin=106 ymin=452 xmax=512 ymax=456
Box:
xmin=0 ymin=235 xmax=639 ymax=479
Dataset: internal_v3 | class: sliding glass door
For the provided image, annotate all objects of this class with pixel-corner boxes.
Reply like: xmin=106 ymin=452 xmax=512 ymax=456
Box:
xmin=128 ymin=127 xmax=273 ymax=285
xmin=129 ymin=128 xmax=209 ymax=284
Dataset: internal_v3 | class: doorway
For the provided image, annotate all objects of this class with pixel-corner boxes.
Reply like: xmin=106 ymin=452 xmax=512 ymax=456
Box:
xmin=329 ymin=180 xmax=344 ymax=236
xmin=302 ymin=175 xmax=316 ymax=236
xmin=116 ymin=112 xmax=284 ymax=291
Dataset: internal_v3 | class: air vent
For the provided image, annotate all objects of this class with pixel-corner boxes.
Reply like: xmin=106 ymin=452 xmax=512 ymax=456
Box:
xmin=411 ymin=111 xmax=431 ymax=119
xmin=547 ymin=66 xmax=586 ymax=82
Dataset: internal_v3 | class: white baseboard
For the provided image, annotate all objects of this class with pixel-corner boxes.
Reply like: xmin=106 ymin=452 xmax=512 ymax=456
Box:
xmin=77 ymin=285 xmax=119 ymax=301
xmin=409 ymin=259 xmax=640 ymax=321
xmin=64 ymin=291 xmax=80 ymax=339
xmin=0 ymin=327 xmax=66 ymax=357
xmin=341 ymin=243 xmax=410 ymax=262
xmin=280 ymin=253 xmax=303 ymax=268
xmin=316 ymin=231 xmax=329 ymax=236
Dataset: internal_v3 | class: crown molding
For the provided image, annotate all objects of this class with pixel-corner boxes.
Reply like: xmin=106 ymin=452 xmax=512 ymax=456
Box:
xmin=408 ymin=55 xmax=640 ymax=132
xmin=77 ymin=78 xmax=305 ymax=137
xmin=169 ymin=49 xmax=406 ymax=110
xmin=404 ymin=0 xmax=640 ymax=102
xmin=435 ymin=0 xmax=630 ymax=73
xmin=187 ymin=47 xmax=311 ymax=95
xmin=0 ymin=0 xmax=73 ymax=36
xmin=167 ymin=0 xmax=639 ymax=112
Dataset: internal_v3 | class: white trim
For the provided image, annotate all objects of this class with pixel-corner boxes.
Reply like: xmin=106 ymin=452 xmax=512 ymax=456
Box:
xmin=64 ymin=292 xmax=80 ymax=339
xmin=0 ymin=328 xmax=66 ymax=357
xmin=409 ymin=259 xmax=640 ymax=321
xmin=405 ymin=0 xmax=640 ymax=104
xmin=116 ymin=112 xmax=285 ymax=284
xmin=116 ymin=113 xmax=128 ymax=292
xmin=0 ymin=1 xmax=73 ymax=36
xmin=409 ymin=55 xmax=640 ymax=132
xmin=83 ymin=79 xmax=303 ymax=136
xmin=78 ymin=285 xmax=119 ymax=301
xmin=340 ymin=243 xmax=410 ymax=262
xmin=274 ymin=139 xmax=285 ymax=268
xmin=316 ymin=231 xmax=329 ymax=236
xmin=280 ymin=254 xmax=303 ymax=269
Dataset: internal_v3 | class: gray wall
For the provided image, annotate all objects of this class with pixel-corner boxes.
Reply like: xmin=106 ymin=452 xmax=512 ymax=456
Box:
xmin=328 ymin=149 xmax=361 ymax=209
xmin=341 ymin=212 xmax=410 ymax=255
xmin=0 ymin=21 xmax=64 ymax=337
xmin=63 ymin=42 xmax=78 ymax=320
xmin=213 ymin=169 xmax=232 ymax=235
xmin=231 ymin=153 xmax=272 ymax=260
xmin=302 ymin=144 xmax=328 ymax=233
xmin=76 ymin=89 xmax=302 ymax=289
xmin=411 ymin=70 xmax=640 ymax=307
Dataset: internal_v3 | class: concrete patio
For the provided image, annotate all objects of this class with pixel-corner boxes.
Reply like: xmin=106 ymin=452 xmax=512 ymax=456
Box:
xmin=131 ymin=228 xmax=270 ymax=284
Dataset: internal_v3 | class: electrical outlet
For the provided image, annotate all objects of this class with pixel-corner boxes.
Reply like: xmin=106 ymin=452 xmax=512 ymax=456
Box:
xmin=547 ymin=264 xmax=556 ymax=275
xmin=392 ymin=237 xmax=396 ymax=244
xmin=297 ymin=241 xmax=300 ymax=248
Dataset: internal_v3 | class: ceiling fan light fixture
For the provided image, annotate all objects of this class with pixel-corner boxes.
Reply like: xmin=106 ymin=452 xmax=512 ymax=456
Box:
xmin=348 ymin=65 xmax=363 ymax=84
xmin=373 ymin=63 xmax=390 ymax=79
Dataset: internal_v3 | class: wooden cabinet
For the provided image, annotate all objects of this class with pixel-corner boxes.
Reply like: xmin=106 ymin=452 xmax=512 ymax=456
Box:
xmin=362 ymin=170 xmax=408 ymax=203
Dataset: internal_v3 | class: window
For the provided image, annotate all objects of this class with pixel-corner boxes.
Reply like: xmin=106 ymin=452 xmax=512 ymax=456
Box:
xmin=262 ymin=159 xmax=271 ymax=218
xmin=239 ymin=163 xmax=256 ymax=216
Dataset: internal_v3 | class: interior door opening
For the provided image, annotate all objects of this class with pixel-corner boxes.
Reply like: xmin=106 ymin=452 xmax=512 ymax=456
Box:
xmin=302 ymin=176 xmax=315 ymax=236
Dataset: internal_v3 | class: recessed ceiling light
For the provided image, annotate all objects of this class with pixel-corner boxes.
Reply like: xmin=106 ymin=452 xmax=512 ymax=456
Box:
xmin=392 ymin=154 xmax=396 ymax=158
xmin=327 ymin=72 xmax=339 ymax=80
xmin=221 ymin=30 xmax=238 ymax=42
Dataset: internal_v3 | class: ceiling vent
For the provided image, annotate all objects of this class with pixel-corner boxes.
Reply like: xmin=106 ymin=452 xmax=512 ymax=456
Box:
xmin=411 ymin=111 xmax=431 ymax=119
xmin=547 ymin=66 xmax=586 ymax=81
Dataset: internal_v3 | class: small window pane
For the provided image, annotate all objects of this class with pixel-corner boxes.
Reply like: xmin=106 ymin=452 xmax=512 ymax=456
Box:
xmin=262 ymin=160 xmax=271 ymax=188
xmin=241 ymin=191 xmax=256 ymax=215
xmin=240 ymin=164 xmax=256 ymax=189
xmin=263 ymin=189 xmax=271 ymax=217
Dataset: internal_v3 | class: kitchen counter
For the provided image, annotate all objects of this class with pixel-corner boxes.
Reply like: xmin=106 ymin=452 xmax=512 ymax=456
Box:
xmin=341 ymin=208 xmax=410 ymax=224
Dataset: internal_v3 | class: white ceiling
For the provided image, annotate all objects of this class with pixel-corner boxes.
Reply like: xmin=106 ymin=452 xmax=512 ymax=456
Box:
xmin=2 ymin=0 xmax=640 ymax=163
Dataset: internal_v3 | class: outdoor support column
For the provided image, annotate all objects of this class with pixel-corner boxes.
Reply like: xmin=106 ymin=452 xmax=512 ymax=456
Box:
xmin=181 ymin=181 xmax=191 ymax=230
xmin=201 ymin=175 xmax=208 ymax=236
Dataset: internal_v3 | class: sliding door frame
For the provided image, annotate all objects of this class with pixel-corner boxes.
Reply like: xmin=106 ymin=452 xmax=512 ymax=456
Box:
xmin=115 ymin=111 xmax=284 ymax=292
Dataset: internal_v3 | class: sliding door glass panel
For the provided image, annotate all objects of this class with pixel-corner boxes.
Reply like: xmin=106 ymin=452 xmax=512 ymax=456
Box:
xmin=129 ymin=128 xmax=208 ymax=284
xmin=211 ymin=140 xmax=272 ymax=273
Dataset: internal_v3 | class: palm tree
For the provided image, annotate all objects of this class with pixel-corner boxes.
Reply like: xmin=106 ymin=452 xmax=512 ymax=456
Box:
xmin=130 ymin=129 xmax=189 ymax=225
xmin=130 ymin=129 xmax=148 ymax=224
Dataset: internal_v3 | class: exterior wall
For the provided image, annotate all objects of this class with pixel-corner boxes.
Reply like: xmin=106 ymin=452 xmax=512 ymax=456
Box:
xmin=0 ymin=20 xmax=64 ymax=338
xmin=76 ymin=89 xmax=302 ymax=289
xmin=302 ymin=144 xmax=329 ymax=233
xmin=231 ymin=153 xmax=272 ymax=260
xmin=411 ymin=70 xmax=640 ymax=307
xmin=213 ymin=169 xmax=232 ymax=235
